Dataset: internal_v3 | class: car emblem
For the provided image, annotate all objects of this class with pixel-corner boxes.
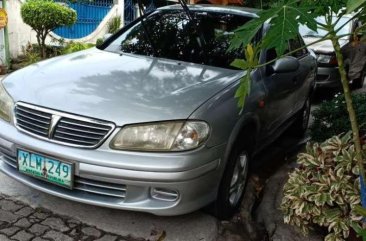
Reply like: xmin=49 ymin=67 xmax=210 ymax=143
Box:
xmin=48 ymin=115 xmax=62 ymax=139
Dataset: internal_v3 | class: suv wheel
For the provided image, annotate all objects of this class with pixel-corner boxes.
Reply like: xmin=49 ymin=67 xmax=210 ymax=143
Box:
xmin=291 ymin=97 xmax=311 ymax=137
xmin=211 ymin=146 xmax=250 ymax=219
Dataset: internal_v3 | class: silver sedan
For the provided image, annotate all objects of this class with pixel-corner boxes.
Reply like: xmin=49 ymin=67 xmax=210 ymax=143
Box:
xmin=0 ymin=5 xmax=316 ymax=218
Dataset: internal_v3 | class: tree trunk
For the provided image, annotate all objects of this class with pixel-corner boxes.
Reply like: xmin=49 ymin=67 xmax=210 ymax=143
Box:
xmin=41 ymin=33 xmax=47 ymax=59
xmin=330 ymin=35 xmax=366 ymax=182
xmin=36 ymin=33 xmax=43 ymax=58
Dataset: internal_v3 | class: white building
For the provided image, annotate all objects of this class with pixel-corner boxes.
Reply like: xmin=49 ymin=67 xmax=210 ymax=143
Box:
xmin=6 ymin=0 xmax=124 ymax=58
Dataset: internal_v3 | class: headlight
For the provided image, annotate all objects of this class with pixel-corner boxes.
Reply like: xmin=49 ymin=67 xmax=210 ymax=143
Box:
xmin=110 ymin=121 xmax=210 ymax=151
xmin=317 ymin=54 xmax=337 ymax=65
xmin=0 ymin=82 xmax=14 ymax=123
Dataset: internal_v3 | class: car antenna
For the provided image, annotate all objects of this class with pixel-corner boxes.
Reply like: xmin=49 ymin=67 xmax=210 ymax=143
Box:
xmin=135 ymin=0 xmax=158 ymax=57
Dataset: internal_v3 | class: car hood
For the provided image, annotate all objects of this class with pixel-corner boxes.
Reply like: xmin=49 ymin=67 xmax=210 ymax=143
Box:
xmin=4 ymin=48 xmax=242 ymax=126
xmin=303 ymin=37 xmax=348 ymax=54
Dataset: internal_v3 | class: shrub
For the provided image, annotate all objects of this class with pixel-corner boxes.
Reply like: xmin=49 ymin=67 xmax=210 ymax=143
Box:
xmin=96 ymin=38 xmax=104 ymax=47
xmin=310 ymin=93 xmax=366 ymax=142
xmin=107 ymin=16 xmax=121 ymax=34
xmin=24 ymin=51 xmax=42 ymax=66
xmin=281 ymin=133 xmax=365 ymax=241
xmin=21 ymin=0 xmax=77 ymax=58
xmin=30 ymin=44 xmax=64 ymax=58
xmin=62 ymin=42 xmax=95 ymax=54
xmin=19 ymin=43 xmax=42 ymax=67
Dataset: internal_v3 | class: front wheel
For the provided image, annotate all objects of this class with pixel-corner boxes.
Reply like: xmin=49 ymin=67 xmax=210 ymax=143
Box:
xmin=291 ymin=97 xmax=311 ymax=137
xmin=211 ymin=147 xmax=250 ymax=220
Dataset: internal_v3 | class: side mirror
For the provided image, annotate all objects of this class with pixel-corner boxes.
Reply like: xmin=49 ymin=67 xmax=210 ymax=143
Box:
xmin=272 ymin=56 xmax=300 ymax=73
xmin=103 ymin=33 xmax=113 ymax=41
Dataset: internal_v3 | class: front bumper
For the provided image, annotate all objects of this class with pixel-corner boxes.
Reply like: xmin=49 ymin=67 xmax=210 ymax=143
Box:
xmin=0 ymin=120 xmax=224 ymax=216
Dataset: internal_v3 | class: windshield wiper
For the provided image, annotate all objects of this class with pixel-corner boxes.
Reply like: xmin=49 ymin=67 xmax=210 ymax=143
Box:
xmin=135 ymin=0 xmax=158 ymax=57
xmin=177 ymin=0 xmax=206 ymax=48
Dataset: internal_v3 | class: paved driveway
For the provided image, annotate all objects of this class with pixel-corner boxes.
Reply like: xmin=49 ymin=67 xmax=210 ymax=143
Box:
xmin=0 ymin=173 xmax=218 ymax=241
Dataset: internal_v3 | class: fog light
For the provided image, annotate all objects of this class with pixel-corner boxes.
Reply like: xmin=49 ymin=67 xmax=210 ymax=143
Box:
xmin=151 ymin=188 xmax=179 ymax=202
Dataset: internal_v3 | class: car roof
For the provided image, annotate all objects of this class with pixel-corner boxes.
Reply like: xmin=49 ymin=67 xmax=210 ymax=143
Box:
xmin=158 ymin=4 xmax=259 ymax=18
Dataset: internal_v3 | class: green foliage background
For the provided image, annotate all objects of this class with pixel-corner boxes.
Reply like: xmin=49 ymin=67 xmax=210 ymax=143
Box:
xmin=21 ymin=0 xmax=77 ymax=33
xmin=108 ymin=16 xmax=122 ymax=34
xmin=21 ymin=0 xmax=77 ymax=57
xmin=310 ymin=93 xmax=366 ymax=142
xmin=62 ymin=42 xmax=95 ymax=54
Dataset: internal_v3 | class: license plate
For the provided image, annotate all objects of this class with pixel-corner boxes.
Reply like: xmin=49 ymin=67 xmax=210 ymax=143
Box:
xmin=17 ymin=149 xmax=74 ymax=189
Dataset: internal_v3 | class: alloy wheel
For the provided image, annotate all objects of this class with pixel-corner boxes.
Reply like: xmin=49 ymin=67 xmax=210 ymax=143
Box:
xmin=302 ymin=98 xmax=311 ymax=130
xmin=228 ymin=152 xmax=248 ymax=207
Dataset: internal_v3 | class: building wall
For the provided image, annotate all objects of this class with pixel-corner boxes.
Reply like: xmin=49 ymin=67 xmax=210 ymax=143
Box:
xmin=0 ymin=1 xmax=7 ymax=65
xmin=7 ymin=0 xmax=123 ymax=58
xmin=7 ymin=0 xmax=37 ymax=58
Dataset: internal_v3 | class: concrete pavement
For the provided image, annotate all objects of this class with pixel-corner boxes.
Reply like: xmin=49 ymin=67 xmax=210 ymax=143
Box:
xmin=0 ymin=193 xmax=137 ymax=241
xmin=0 ymin=173 xmax=218 ymax=241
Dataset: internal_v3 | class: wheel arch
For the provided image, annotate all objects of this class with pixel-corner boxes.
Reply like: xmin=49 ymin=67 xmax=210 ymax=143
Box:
xmin=209 ymin=114 xmax=260 ymax=218
xmin=223 ymin=114 xmax=260 ymax=168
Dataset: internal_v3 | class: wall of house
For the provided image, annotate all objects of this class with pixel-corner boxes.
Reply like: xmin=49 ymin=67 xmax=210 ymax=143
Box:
xmin=7 ymin=0 xmax=37 ymax=58
xmin=7 ymin=0 xmax=123 ymax=58
xmin=0 ymin=1 xmax=7 ymax=65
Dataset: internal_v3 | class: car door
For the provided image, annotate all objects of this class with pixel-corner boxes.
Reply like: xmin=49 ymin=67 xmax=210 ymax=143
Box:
xmin=289 ymin=35 xmax=316 ymax=112
xmin=259 ymin=44 xmax=300 ymax=138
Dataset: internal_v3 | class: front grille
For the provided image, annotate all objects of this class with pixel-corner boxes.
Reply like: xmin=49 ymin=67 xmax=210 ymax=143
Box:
xmin=74 ymin=177 xmax=126 ymax=199
xmin=15 ymin=105 xmax=52 ymax=138
xmin=54 ymin=118 xmax=112 ymax=146
xmin=0 ymin=148 xmax=17 ymax=169
xmin=15 ymin=102 xmax=115 ymax=148
xmin=0 ymin=151 xmax=126 ymax=201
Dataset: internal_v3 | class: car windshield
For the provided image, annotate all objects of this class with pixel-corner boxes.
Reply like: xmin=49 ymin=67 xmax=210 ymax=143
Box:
xmin=104 ymin=10 xmax=252 ymax=69
xmin=299 ymin=16 xmax=352 ymax=39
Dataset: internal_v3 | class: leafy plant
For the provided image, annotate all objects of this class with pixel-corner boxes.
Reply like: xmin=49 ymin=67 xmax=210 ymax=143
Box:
xmin=311 ymin=93 xmax=366 ymax=142
xmin=351 ymin=206 xmax=366 ymax=241
xmin=108 ymin=16 xmax=122 ymax=34
xmin=96 ymin=38 xmax=104 ymax=47
xmin=21 ymin=0 xmax=77 ymax=58
xmin=19 ymin=43 xmax=42 ymax=67
xmin=29 ymin=44 xmax=64 ymax=58
xmin=62 ymin=42 xmax=95 ymax=54
xmin=24 ymin=51 xmax=42 ymax=66
xmin=229 ymin=0 xmax=366 ymax=207
xmin=281 ymin=133 xmax=365 ymax=241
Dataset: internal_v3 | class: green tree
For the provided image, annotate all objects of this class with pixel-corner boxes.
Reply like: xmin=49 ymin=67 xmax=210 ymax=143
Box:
xmin=231 ymin=1 xmax=366 ymax=239
xmin=21 ymin=0 xmax=77 ymax=58
xmin=230 ymin=0 xmax=366 ymax=193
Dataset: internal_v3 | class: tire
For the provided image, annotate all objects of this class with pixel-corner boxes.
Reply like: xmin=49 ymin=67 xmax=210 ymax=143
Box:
xmin=210 ymin=145 xmax=250 ymax=220
xmin=353 ymin=71 xmax=366 ymax=89
xmin=291 ymin=97 xmax=311 ymax=137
